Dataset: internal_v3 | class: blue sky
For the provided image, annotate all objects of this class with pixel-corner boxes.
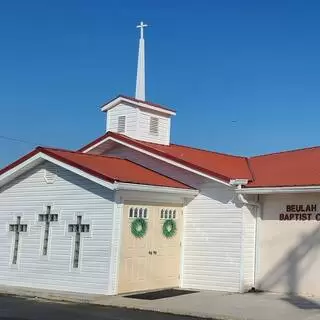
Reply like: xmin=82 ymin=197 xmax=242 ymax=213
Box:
xmin=1 ymin=0 xmax=320 ymax=167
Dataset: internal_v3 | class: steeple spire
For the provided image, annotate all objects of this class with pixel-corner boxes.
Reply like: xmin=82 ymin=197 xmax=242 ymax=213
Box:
xmin=135 ymin=21 xmax=148 ymax=101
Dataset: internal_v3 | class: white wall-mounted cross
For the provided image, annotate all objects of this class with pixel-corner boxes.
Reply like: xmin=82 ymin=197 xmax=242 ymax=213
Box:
xmin=9 ymin=216 xmax=28 ymax=264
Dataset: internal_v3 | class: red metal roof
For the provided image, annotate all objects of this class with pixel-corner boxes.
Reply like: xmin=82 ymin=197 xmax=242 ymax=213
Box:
xmin=5 ymin=133 xmax=320 ymax=189
xmin=79 ymin=132 xmax=254 ymax=182
xmin=0 ymin=147 xmax=192 ymax=189
xmin=80 ymin=132 xmax=320 ymax=188
xmin=247 ymin=147 xmax=320 ymax=187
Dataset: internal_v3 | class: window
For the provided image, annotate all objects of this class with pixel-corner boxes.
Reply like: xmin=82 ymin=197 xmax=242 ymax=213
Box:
xmin=68 ymin=216 xmax=90 ymax=268
xmin=160 ymin=208 xmax=177 ymax=220
xmin=117 ymin=116 xmax=126 ymax=133
xmin=129 ymin=207 xmax=148 ymax=219
xmin=149 ymin=117 xmax=159 ymax=136
xmin=9 ymin=216 xmax=28 ymax=264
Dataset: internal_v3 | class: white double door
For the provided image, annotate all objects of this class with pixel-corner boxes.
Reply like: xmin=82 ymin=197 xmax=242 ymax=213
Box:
xmin=118 ymin=203 xmax=182 ymax=294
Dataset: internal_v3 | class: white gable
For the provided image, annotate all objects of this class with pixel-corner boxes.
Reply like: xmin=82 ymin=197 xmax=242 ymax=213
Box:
xmin=107 ymin=103 xmax=138 ymax=138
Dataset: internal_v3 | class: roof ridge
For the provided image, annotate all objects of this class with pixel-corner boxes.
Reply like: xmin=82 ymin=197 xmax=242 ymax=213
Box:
xmin=169 ymin=142 xmax=247 ymax=159
xmin=114 ymin=132 xmax=246 ymax=158
xmin=250 ymin=145 xmax=320 ymax=159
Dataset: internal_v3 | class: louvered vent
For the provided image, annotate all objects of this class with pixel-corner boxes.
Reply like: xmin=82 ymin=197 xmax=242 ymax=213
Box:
xmin=117 ymin=116 xmax=126 ymax=133
xmin=44 ymin=168 xmax=57 ymax=184
xmin=149 ymin=117 xmax=159 ymax=136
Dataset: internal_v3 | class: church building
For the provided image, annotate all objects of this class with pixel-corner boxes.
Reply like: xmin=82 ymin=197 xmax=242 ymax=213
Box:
xmin=0 ymin=22 xmax=320 ymax=297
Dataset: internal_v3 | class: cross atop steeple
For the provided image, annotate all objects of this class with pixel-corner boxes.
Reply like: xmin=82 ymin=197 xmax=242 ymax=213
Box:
xmin=137 ymin=21 xmax=148 ymax=39
xmin=135 ymin=21 xmax=148 ymax=101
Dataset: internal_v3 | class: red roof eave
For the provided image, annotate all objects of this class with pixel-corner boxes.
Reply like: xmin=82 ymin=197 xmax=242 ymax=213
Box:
xmin=0 ymin=146 xmax=194 ymax=190
xmin=79 ymin=132 xmax=233 ymax=183
xmin=39 ymin=147 xmax=116 ymax=184
xmin=0 ymin=147 xmax=116 ymax=184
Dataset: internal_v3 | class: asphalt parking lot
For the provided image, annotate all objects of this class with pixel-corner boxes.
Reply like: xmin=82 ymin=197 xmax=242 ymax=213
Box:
xmin=0 ymin=294 xmax=210 ymax=320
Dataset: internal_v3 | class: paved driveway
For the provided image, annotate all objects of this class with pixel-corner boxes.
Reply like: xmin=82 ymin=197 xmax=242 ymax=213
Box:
xmin=0 ymin=295 xmax=209 ymax=320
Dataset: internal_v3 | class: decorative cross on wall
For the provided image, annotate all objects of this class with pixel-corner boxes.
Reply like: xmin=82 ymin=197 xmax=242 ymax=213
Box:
xmin=9 ymin=216 xmax=28 ymax=264
xmin=68 ymin=216 xmax=90 ymax=268
xmin=38 ymin=206 xmax=58 ymax=256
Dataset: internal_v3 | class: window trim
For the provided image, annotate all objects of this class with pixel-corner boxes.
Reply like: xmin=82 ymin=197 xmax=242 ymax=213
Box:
xmin=160 ymin=208 xmax=177 ymax=220
xmin=129 ymin=207 xmax=148 ymax=219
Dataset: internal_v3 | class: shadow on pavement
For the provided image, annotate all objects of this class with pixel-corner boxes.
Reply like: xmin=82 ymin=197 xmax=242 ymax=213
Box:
xmin=281 ymin=295 xmax=320 ymax=310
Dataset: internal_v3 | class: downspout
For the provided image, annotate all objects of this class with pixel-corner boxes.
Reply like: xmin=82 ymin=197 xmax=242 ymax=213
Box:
xmin=236 ymin=184 xmax=261 ymax=291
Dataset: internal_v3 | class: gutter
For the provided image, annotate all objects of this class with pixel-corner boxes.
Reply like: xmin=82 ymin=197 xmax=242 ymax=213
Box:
xmin=236 ymin=186 xmax=320 ymax=194
xmin=113 ymin=182 xmax=199 ymax=196
xmin=230 ymin=180 xmax=261 ymax=292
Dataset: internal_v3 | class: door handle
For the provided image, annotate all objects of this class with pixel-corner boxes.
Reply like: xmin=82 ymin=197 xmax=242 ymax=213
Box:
xmin=153 ymin=250 xmax=157 ymax=255
xmin=148 ymin=251 xmax=152 ymax=255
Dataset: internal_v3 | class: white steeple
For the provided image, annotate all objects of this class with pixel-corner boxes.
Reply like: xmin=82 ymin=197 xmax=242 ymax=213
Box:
xmin=135 ymin=21 xmax=148 ymax=101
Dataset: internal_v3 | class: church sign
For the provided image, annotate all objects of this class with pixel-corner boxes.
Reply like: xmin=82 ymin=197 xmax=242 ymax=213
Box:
xmin=279 ymin=204 xmax=320 ymax=221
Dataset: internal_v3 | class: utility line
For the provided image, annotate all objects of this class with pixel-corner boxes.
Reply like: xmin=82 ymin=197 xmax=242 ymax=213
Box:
xmin=0 ymin=135 xmax=41 ymax=147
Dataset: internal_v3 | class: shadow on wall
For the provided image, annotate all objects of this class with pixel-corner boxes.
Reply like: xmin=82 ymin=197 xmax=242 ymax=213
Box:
xmin=257 ymin=225 xmax=320 ymax=309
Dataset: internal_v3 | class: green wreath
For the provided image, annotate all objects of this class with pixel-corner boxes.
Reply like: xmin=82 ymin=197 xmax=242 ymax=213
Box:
xmin=131 ymin=218 xmax=147 ymax=238
xmin=162 ymin=219 xmax=177 ymax=238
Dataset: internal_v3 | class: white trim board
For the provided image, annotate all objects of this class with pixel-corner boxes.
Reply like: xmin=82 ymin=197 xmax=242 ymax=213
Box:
xmin=101 ymin=96 xmax=176 ymax=116
xmin=114 ymin=182 xmax=198 ymax=196
xmin=238 ymin=186 xmax=320 ymax=194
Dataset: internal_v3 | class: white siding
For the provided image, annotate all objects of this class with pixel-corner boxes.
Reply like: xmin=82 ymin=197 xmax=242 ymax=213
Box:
xmin=106 ymin=145 xmax=245 ymax=293
xmin=242 ymin=205 xmax=256 ymax=291
xmin=138 ymin=109 xmax=171 ymax=145
xmin=106 ymin=103 xmax=171 ymax=145
xmin=0 ymin=161 xmax=114 ymax=294
xmin=108 ymin=192 xmax=123 ymax=295
xmin=182 ymin=183 xmax=242 ymax=292
xmin=107 ymin=103 xmax=138 ymax=138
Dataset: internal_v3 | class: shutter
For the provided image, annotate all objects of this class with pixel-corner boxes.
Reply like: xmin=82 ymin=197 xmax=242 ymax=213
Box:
xmin=149 ymin=117 xmax=159 ymax=135
xmin=117 ymin=116 xmax=126 ymax=133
